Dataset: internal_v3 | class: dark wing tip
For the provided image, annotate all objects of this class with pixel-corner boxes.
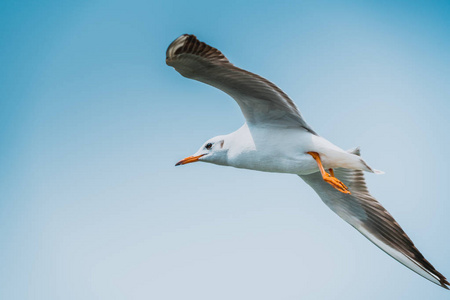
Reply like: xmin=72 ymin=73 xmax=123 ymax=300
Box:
xmin=429 ymin=264 xmax=449 ymax=289
xmin=165 ymin=34 xmax=230 ymax=65
xmin=440 ymin=276 xmax=450 ymax=289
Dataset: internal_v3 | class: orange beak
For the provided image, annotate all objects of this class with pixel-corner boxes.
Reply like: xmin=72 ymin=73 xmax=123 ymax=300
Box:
xmin=175 ymin=154 xmax=205 ymax=166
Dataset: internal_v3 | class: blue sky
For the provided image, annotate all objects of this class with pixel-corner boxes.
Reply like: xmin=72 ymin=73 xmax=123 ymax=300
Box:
xmin=1 ymin=0 xmax=450 ymax=299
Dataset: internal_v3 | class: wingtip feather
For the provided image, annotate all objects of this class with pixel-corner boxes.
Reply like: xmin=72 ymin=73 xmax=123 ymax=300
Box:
xmin=166 ymin=34 xmax=230 ymax=66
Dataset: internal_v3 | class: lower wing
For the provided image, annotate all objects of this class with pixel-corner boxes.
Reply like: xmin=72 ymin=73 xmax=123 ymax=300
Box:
xmin=299 ymin=148 xmax=449 ymax=289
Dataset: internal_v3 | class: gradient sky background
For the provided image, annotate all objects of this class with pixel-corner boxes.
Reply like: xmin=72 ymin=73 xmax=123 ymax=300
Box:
xmin=1 ymin=0 xmax=450 ymax=299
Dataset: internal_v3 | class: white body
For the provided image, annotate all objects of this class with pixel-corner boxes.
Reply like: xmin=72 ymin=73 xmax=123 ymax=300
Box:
xmin=211 ymin=123 xmax=371 ymax=175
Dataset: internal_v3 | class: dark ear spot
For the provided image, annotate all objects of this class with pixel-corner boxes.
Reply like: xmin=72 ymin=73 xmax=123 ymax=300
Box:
xmin=220 ymin=140 xmax=224 ymax=148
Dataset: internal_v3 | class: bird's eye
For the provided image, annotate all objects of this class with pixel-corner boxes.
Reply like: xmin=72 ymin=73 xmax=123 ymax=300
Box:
xmin=205 ymin=143 xmax=213 ymax=150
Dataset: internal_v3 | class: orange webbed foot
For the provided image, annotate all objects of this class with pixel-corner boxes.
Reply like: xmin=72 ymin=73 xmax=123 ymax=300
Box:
xmin=323 ymin=173 xmax=350 ymax=194
xmin=307 ymin=152 xmax=351 ymax=195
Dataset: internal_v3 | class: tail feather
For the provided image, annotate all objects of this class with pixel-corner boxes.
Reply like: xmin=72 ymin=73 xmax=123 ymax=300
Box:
xmin=348 ymin=147 xmax=384 ymax=174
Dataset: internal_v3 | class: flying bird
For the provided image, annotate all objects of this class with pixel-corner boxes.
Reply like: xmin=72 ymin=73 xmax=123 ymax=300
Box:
xmin=166 ymin=34 xmax=449 ymax=289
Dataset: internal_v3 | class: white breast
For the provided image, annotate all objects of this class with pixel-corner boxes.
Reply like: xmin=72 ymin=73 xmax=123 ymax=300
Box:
xmin=225 ymin=124 xmax=321 ymax=175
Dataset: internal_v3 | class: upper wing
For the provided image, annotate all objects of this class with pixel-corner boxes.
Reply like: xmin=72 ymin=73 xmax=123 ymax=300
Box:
xmin=166 ymin=34 xmax=316 ymax=133
xmin=299 ymin=148 xmax=449 ymax=289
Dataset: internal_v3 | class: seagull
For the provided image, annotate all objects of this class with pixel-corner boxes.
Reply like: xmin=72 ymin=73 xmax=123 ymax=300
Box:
xmin=166 ymin=34 xmax=449 ymax=289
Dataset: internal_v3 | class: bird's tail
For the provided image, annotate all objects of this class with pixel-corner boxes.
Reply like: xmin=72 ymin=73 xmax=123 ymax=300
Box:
xmin=348 ymin=147 xmax=384 ymax=174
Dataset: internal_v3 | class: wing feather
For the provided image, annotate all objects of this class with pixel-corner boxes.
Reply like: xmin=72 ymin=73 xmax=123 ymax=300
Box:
xmin=299 ymin=148 xmax=449 ymax=289
xmin=166 ymin=34 xmax=316 ymax=133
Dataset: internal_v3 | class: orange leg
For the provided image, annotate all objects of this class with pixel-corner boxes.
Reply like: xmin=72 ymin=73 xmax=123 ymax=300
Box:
xmin=307 ymin=152 xmax=350 ymax=194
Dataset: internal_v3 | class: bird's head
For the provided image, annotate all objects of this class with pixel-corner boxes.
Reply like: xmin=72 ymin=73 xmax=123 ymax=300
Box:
xmin=175 ymin=135 xmax=229 ymax=167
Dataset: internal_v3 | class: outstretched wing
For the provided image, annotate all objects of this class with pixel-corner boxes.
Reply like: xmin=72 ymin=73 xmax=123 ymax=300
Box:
xmin=166 ymin=34 xmax=316 ymax=133
xmin=299 ymin=148 xmax=449 ymax=289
